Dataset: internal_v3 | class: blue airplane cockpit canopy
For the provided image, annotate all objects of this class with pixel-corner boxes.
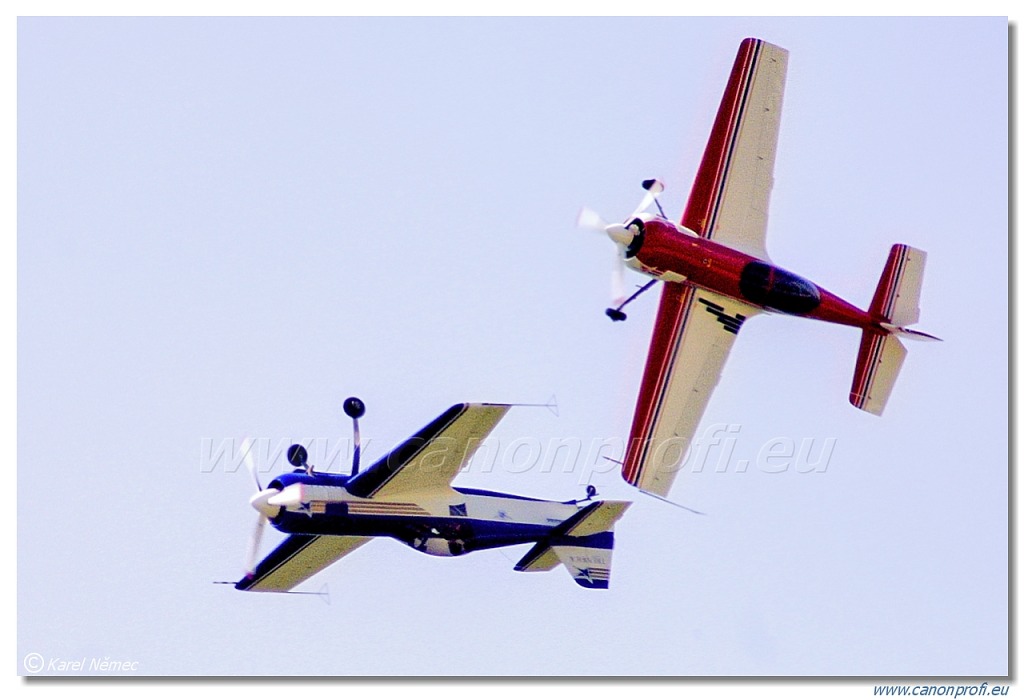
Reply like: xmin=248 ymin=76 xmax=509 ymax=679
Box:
xmin=269 ymin=470 xmax=351 ymax=490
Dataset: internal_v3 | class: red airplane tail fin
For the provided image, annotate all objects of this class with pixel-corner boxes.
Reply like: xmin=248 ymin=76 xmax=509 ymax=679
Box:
xmin=867 ymin=244 xmax=927 ymax=327
xmin=850 ymin=244 xmax=937 ymax=415
xmin=850 ymin=330 xmax=907 ymax=416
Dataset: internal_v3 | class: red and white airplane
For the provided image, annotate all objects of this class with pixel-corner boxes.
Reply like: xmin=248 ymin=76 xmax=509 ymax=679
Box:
xmin=579 ymin=38 xmax=938 ymax=498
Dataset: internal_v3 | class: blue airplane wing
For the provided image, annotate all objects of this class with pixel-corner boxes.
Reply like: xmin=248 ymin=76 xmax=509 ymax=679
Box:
xmin=345 ymin=403 xmax=510 ymax=500
xmin=236 ymin=534 xmax=371 ymax=592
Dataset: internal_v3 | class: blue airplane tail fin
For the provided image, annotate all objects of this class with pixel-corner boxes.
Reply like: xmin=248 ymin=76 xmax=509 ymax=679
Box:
xmin=514 ymin=501 xmax=630 ymax=589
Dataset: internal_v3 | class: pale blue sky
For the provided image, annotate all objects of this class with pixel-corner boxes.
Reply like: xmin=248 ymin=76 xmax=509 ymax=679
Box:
xmin=17 ymin=16 xmax=1007 ymax=676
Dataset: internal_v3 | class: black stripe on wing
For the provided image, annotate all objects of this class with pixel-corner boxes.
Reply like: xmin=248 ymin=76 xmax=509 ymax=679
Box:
xmin=344 ymin=404 xmax=468 ymax=499
xmin=235 ymin=534 xmax=319 ymax=591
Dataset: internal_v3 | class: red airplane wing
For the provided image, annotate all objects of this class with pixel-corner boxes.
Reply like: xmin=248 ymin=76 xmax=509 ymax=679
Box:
xmin=682 ymin=37 xmax=788 ymax=260
xmin=621 ymin=286 xmax=757 ymax=496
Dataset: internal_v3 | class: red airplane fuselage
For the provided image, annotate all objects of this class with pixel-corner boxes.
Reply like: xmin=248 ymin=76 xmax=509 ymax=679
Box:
xmin=629 ymin=217 xmax=881 ymax=330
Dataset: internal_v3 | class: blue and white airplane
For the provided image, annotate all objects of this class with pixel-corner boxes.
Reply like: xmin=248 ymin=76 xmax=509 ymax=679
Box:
xmin=231 ymin=399 xmax=630 ymax=592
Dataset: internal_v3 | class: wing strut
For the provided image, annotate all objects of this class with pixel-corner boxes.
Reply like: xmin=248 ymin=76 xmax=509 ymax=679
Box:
xmin=606 ymin=280 xmax=658 ymax=322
